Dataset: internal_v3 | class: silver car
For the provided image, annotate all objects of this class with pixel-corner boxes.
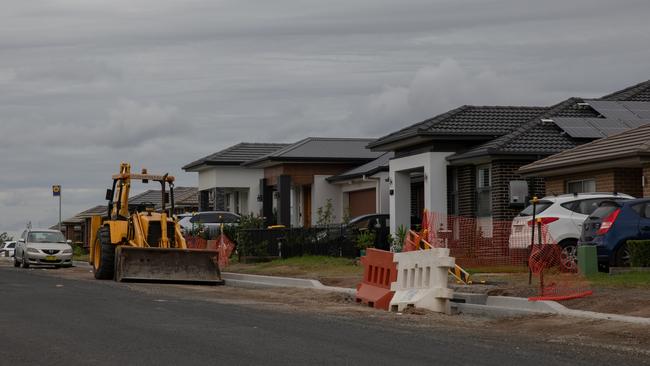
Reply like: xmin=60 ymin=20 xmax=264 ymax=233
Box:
xmin=14 ymin=229 xmax=73 ymax=268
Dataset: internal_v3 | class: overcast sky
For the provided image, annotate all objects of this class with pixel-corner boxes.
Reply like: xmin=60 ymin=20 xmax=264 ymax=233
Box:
xmin=1 ymin=0 xmax=649 ymax=235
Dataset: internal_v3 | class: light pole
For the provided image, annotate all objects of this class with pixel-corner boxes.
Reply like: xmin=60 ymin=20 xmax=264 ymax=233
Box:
xmin=53 ymin=185 xmax=61 ymax=231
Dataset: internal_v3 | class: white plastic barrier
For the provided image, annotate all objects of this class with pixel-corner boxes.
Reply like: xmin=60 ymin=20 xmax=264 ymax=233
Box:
xmin=389 ymin=248 xmax=455 ymax=314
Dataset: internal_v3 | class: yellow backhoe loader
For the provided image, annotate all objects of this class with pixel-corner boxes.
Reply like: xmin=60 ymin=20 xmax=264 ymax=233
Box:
xmin=88 ymin=163 xmax=223 ymax=284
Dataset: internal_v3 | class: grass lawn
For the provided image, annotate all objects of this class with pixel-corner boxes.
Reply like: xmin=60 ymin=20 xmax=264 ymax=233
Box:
xmin=586 ymin=271 xmax=650 ymax=288
xmin=226 ymin=256 xmax=363 ymax=286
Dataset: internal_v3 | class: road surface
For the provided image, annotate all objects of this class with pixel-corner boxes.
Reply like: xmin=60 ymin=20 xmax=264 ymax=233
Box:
xmin=0 ymin=263 xmax=645 ymax=365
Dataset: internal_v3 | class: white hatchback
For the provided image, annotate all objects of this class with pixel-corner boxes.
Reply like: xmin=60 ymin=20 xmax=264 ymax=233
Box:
xmin=509 ymin=193 xmax=633 ymax=270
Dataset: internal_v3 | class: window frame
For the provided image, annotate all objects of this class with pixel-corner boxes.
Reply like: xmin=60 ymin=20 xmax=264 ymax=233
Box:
xmin=566 ymin=179 xmax=596 ymax=194
xmin=476 ymin=165 xmax=492 ymax=217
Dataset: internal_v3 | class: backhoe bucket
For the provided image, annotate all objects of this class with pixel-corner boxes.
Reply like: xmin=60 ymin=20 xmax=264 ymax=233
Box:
xmin=115 ymin=246 xmax=225 ymax=285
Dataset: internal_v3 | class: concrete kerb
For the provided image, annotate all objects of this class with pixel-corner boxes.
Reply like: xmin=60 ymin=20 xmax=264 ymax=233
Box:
xmin=222 ymin=272 xmax=356 ymax=295
xmin=452 ymin=293 xmax=650 ymax=325
xmin=67 ymin=262 xmax=650 ymax=325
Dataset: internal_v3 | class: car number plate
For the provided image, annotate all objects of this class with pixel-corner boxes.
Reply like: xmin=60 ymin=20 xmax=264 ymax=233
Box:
xmin=45 ymin=255 xmax=56 ymax=261
xmin=514 ymin=226 xmax=523 ymax=233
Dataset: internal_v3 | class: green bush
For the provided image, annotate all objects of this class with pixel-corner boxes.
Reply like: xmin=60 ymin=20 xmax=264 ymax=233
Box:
xmin=626 ymin=240 xmax=650 ymax=267
xmin=355 ymin=230 xmax=376 ymax=250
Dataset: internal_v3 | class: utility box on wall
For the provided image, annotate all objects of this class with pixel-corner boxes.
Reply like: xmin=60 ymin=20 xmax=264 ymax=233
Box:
xmin=509 ymin=180 xmax=528 ymax=208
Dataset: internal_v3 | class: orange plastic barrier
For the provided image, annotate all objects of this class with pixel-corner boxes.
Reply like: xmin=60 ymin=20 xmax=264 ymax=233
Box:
xmin=356 ymin=248 xmax=398 ymax=310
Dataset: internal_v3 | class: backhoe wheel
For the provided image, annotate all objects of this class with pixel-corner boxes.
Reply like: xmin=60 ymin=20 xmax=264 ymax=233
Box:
xmin=93 ymin=226 xmax=116 ymax=280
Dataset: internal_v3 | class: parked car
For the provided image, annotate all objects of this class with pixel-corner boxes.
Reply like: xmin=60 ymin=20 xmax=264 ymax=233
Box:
xmin=14 ymin=229 xmax=73 ymax=268
xmin=579 ymin=198 xmax=650 ymax=268
xmin=178 ymin=211 xmax=241 ymax=235
xmin=509 ymin=193 xmax=633 ymax=270
xmin=1 ymin=241 xmax=16 ymax=257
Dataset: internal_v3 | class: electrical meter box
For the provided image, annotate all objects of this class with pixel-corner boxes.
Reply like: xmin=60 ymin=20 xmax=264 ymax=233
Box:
xmin=509 ymin=180 xmax=529 ymax=208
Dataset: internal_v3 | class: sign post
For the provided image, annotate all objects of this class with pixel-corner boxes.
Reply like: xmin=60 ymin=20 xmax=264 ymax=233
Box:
xmin=53 ymin=185 xmax=61 ymax=231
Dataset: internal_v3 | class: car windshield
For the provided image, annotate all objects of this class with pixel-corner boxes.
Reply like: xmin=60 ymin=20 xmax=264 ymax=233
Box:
xmin=28 ymin=231 xmax=66 ymax=243
xmin=519 ymin=202 xmax=553 ymax=216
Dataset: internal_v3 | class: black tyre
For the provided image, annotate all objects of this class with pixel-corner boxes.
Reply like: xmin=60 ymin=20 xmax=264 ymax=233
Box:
xmin=614 ymin=243 xmax=630 ymax=267
xmin=21 ymin=254 xmax=29 ymax=268
xmin=93 ymin=226 xmax=116 ymax=280
xmin=559 ymin=239 xmax=578 ymax=272
xmin=13 ymin=255 xmax=20 ymax=267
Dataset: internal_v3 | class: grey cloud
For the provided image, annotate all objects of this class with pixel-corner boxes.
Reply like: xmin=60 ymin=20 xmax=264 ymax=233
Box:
xmin=1 ymin=0 xmax=650 ymax=233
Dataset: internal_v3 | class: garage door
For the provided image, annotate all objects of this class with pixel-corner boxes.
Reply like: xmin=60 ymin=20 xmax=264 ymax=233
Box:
xmin=348 ymin=188 xmax=376 ymax=218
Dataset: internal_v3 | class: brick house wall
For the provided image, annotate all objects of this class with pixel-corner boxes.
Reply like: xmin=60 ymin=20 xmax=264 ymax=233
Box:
xmin=456 ymin=165 xmax=476 ymax=217
xmin=491 ymin=160 xmax=546 ymax=222
xmin=544 ymin=168 xmax=642 ymax=197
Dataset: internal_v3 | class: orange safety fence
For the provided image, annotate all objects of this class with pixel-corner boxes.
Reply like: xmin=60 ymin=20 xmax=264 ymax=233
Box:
xmin=417 ymin=210 xmax=591 ymax=301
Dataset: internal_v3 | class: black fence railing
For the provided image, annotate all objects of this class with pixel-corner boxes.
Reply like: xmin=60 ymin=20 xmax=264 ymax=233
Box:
xmin=237 ymin=225 xmax=354 ymax=259
xmin=236 ymin=225 xmax=389 ymax=259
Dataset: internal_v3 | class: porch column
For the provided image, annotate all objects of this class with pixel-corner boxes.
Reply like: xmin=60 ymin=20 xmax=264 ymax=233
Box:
xmin=390 ymin=170 xmax=411 ymax=234
xmin=261 ymin=179 xmax=273 ymax=226
xmin=277 ymin=175 xmax=291 ymax=227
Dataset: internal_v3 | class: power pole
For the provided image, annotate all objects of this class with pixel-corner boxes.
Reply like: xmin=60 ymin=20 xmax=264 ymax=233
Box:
xmin=53 ymin=185 xmax=62 ymax=231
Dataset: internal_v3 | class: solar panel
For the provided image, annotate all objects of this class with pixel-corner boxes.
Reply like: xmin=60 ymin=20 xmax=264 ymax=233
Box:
xmin=586 ymin=100 xmax=642 ymax=122
xmin=552 ymin=117 xmax=605 ymax=138
xmin=620 ymin=101 xmax=650 ymax=119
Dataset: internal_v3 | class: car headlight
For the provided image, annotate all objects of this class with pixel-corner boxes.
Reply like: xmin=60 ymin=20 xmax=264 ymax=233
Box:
xmin=62 ymin=248 xmax=73 ymax=254
xmin=27 ymin=247 xmax=39 ymax=253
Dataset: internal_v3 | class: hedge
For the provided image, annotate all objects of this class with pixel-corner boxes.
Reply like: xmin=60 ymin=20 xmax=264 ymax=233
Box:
xmin=626 ymin=240 xmax=650 ymax=267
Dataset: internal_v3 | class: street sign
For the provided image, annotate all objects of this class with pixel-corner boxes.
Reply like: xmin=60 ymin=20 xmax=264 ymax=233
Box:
xmin=53 ymin=185 xmax=61 ymax=196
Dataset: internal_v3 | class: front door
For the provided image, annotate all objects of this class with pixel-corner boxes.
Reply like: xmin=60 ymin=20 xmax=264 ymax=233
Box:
xmin=303 ymin=185 xmax=312 ymax=227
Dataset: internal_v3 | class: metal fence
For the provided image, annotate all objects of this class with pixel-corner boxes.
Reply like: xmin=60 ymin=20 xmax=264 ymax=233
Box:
xmin=237 ymin=225 xmax=378 ymax=259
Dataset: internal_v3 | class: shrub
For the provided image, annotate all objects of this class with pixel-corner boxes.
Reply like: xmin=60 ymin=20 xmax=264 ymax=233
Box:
xmin=627 ymin=240 xmax=650 ymax=267
xmin=355 ymin=230 xmax=376 ymax=250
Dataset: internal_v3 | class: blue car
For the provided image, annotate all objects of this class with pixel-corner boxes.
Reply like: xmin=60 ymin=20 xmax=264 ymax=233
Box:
xmin=579 ymin=198 xmax=650 ymax=268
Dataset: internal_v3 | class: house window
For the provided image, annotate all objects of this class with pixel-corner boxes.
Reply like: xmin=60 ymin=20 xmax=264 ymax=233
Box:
xmin=476 ymin=165 xmax=491 ymax=217
xmin=567 ymin=179 xmax=596 ymax=194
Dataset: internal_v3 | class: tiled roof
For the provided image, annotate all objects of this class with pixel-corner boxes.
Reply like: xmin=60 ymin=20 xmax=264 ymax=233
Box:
xmin=61 ymin=205 xmax=108 ymax=224
xmin=368 ymin=105 xmax=550 ymax=149
xmin=328 ymin=152 xmax=394 ymax=182
xmin=244 ymin=137 xmax=383 ymax=167
xmin=600 ymin=80 xmax=650 ymax=102
xmin=129 ymin=186 xmax=198 ymax=209
xmin=183 ymin=143 xmax=289 ymax=171
xmin=518 ymin=123 xmax=650 ymax=175
xmin=447 ymin=98 xmax=584 ymax=161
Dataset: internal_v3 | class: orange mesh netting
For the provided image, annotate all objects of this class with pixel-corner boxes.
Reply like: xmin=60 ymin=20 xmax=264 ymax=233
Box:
xmin=416 ymin=210 xmax=591 ymax=301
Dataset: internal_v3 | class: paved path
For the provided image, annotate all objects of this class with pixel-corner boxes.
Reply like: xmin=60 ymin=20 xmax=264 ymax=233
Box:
xmin=0 ymin=264 xmax=642 ymax=365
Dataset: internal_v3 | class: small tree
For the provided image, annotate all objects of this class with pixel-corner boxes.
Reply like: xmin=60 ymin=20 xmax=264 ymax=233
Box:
xmin=316 ymin=199 xmax=335 ymax=226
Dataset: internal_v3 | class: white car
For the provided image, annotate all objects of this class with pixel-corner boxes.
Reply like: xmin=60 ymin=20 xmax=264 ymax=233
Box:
xmin=509 ymin=193 xmax=633 ymax=270
xmin=14 ymin=229 xmax=73 ymax=268
xmin=1 ymin=241 xmax=16 ymax=257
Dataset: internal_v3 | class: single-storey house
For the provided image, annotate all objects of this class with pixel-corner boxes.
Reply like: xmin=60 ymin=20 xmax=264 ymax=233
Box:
xmin=182 ymin=143 xmax=289 ymax=215
xmin=326 ymin=152 xmax=393 ymax=219
xmin=368 ymin=79 xmax=650 ymax=237
xmin=128 ymin=186 xmax=199 ymax=214
xmin=57 ymin=205 xmax=107 ymax=247
xmin=243 ymin=138 xmax=384 ymax=226
xmin=518 ymin=124 xmax=650 ymax=198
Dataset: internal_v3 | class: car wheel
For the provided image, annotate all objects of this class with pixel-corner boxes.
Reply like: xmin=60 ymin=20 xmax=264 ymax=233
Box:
xmin=559 ymin=240 xmax=578 ymax=272
xmin=21 ymin=254 xmax=30 ymax=268
xmin=13 ymin=255 xmax=20 ymax=267
xmin=614 ymin=243 xmax=631 ymax=267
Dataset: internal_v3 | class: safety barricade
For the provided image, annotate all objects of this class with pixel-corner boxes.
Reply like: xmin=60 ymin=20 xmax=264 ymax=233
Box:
xmin=356 ymin=248 xmax=398 ymax=310
xmin=390 ymin=248 xmax=455 ymax=314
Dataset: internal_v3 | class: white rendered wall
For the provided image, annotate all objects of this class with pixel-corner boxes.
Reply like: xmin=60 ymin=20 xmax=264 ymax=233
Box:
xmin=388 ymin=152 xmax=453 ymax=234
xmin=312 ymin=175 xmax=342 ymax=224
xmin=197 ymin=166 xmax=264 ymax=215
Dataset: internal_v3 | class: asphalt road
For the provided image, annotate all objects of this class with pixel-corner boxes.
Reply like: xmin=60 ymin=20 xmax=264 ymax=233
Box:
xmin=0 ymin=264 xmax=644 ymax=366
